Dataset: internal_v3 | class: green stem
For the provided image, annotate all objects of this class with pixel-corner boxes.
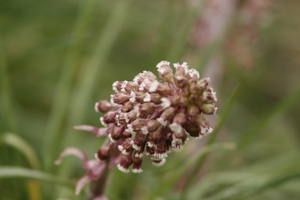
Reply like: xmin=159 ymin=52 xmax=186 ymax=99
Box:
xmin=0 ymin=166 xmax=74 ymax=189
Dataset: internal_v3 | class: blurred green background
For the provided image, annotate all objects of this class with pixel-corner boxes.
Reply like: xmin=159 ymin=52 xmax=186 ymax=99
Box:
xmin=1 ymin=0 xmax=300 ymax=199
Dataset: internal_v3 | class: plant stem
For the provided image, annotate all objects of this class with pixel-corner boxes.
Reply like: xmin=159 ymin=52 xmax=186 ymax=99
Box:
xmin=86 ymin=162 xmax=110 ymax=200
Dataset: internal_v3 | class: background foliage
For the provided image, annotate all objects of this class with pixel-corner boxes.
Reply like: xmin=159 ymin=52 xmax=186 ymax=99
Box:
xmin=1 ymin=0 xmax=300 ymax=199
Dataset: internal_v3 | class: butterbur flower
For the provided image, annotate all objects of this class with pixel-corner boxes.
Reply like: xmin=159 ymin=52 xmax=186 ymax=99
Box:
xmin=57 ymin=61 xmax=217 ymax=196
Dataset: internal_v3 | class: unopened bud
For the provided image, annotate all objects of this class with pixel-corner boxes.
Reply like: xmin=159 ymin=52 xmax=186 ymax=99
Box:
xmin=96 ymin=145 xmax=111 ymax=160
xmin=111 ymin=93 xmax=130 ymax=104
xmin=95 ymin=100 xmax=113 ymax=113
xmin=187 ymin=104 xmax=199 ymax=116
xmin=147 ymin=120 xmax=161 ymax=132
xmin=200 ymin=103 xmax=216 ymax=115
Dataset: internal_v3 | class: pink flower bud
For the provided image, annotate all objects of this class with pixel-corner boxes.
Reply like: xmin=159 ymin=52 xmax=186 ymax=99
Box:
xmin=111 ymin=93 xmax=130 ymax=104
xmin=95 ymin=100 xmax=113 ymax=113
xmin=96 ymin=144 xmax=111 ymax=160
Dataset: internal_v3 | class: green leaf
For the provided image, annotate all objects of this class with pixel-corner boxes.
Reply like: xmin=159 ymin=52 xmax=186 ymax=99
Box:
xmin=1 ymin=132 xmax=40 ymax=170
xmin=0 ymin=166 xmax=74 ymax=189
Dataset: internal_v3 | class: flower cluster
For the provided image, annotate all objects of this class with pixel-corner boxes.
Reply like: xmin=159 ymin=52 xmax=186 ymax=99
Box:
xmin=87 ymin=61 xmax=217 ymax=173
xmin=56 ymin=61 xmax=217 ymax=195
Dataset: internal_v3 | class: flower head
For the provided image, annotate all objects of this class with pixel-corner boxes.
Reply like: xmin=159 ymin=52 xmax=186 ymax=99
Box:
xmin=77 ymin=61 xmax=217 ymax=173
xmin=56 ymin=61 xmax=217 ymax=197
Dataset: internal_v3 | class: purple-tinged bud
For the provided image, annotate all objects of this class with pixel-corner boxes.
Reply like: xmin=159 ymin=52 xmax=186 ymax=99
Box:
xmin=195 ymin=114 xmax=213 ymax=136
xmin=96 ymin=144 xmax=112 ymax=160
xmin=143 ymin=71 xmax=157 ymax=81
xmin=187 ymin=104 xmax=199 ymax=116
xmin=187 ymin=68 xmax=200 ymax=80
xmin=122 ymin=130 xmax=132 ymax=138
xmin=149 ymin=81 xmax=171 ymax=95
xmin=154 ymin=138 xmax=168 ymax=159
xmin=189 ymin=82 xmax=201 ymax=95
xmin=172 ymin=112 xmax=186 ymax=125
xmin=157 ymin=107 xmax=176 ymax=126
xmin=133 ymin=131 xmax=147 ymax=150
xmin=133 ymin=147 xmax=144 ymax=158
xmin=124 ymin=108 xmax=139 ymax=123
xmin=102 ymin=111 xmax=117 ymax=124
xmin=171 ymin=131 xmax=187 ymax=152
xmin=197 ymin=77 xmax=210 ymax=90
xmin=111 ymin=125 xmax=124 ymax=141
xmin=130 ymin=118 xmax=148 ymax=131
xmin=143 ymin=92 xmax=162 ymax=104
xmin=195 ymin=114 xmax=210 ymax=128
xmin=200 ymin=103 xmax=217 ymax=115
xmin=121 ymin=101 xmax=134 ymax=112
xmin=145 ymin=144 xmax=155 ymax=156
xmin=156 ymin=61 xmax=174 ymax=83
xmin=133 ymin=91 xmax=146 ymax=103
xmin=139 ymin=79 xmax=153 ymax=91
xmin=124 ymin=81 xmax=139 ymax=91
xmin=183 ymin=119 xmax=200 ymax=137
xmin=174 ymin=74 xmax=188 ymax=88
xmin=139 ymin=102 xmax=157 ymax=116
xmin=111 ymin=93 xmax=130 ymax=104
xmin=118 ymin=138 xmax=133 ymax=155
xmin=133 ymin=71 xmax=156 ymax=84
xmin=117 ymin=155 xmax=132 ymax=173
xmin=131 ymin=154 xmax=143 ymax=173
xmin=148 ymin=126 xmax=163 ymax=144
xmin=112 ymin=81 xmax=123 ymax=93
xmin=202 ymin=87 xmax=217 ymax=102
xmin=95 ymin=100 xmax=113 ymax=113
xmin=170 ymin=95 xmax=181 ymax=106
xmin=147 ymin=120 xmax=161 ymax=132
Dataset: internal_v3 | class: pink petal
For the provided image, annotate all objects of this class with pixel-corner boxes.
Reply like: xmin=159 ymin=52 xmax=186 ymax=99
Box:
xmin=74 ymin=125 xmax=107 ymax=137
xmin=75 ymin=175 xmax=91 ymax=195
xmin=55 ymin=147 xmax=87 ymax=165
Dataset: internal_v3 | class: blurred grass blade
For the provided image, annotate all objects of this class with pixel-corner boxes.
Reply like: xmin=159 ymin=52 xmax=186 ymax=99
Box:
xmin=238 ymin=172 xmax=300 ymax=199
xmin=1 ymin=132 xmax=40 ymax=169
xmin=43 ymin=0 xmax=97 ymax=172
xmin=145 ymin=142 xmax=235 ymax=200
xmin=179 ymin=81 xmax=243 ymax=199
xmin=0 ymin=166 xmax=74 ymax=188
xmin=167 ymin=1 xmax=205 ymax=61
xmin=1 ymin=132 xmax=42 ymax=200
xmin=238 ymin=84 xmax=300 ymax=148
xmin=0 ymin=28 xmax=16 ymax=132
